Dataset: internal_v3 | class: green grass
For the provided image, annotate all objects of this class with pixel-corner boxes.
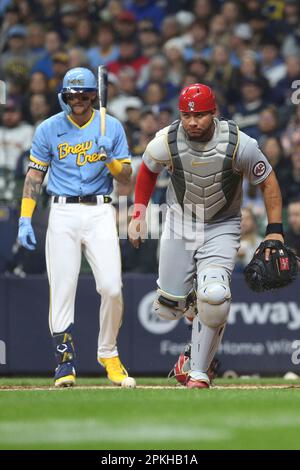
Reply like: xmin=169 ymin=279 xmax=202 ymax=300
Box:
xmin=0 ymin=377 xmax=300 ymax=450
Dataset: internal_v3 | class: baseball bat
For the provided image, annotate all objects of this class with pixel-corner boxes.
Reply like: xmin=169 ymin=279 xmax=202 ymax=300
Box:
xmin=98 ymin=65 xmax=108 ymax=161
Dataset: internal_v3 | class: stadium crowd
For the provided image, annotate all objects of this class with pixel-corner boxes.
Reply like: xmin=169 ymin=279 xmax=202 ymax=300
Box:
xmin=1 ymin=0 xmax=300 ymax=275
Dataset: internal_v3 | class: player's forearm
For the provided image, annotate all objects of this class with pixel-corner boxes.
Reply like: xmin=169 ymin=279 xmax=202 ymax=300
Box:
xmin=21 ymin=168 xmax=45 ymax=218
xmin=260 ymin=171 xmax=282 ymax=224
xmin=111 ymin=163 xmax=132 ymax=184
xmin=132 ymin=162 xmax=159 ymax=219
xmin=105 ymin=159 xmax=132 ymax=183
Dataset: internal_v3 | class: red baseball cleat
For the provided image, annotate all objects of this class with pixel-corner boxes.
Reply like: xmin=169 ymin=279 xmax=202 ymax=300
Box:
xmin=186 ymin=378 xmax=210 ymax=389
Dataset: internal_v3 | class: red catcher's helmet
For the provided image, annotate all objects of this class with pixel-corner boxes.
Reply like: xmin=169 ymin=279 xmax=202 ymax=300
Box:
xmin=179 ymin=83 xmax=216 ymax=113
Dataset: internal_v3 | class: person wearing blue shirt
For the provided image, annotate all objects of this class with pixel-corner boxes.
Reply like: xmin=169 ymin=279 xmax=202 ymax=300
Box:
xmin=17 ymin=67 xmax=133 ymax=388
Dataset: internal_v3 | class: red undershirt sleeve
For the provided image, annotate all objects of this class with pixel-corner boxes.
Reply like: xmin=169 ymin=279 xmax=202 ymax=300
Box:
xmin=132 ymin=162 xmax=159 ymax=219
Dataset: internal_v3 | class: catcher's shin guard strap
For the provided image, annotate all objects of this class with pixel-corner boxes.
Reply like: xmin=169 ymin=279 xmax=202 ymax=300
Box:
xmin=154 ymin=289 xmax=190 ymax=321
xmin=53 ymin=324 xmax=75 ymax=365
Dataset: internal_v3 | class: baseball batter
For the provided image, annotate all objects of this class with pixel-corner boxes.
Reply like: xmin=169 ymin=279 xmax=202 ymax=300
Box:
xmin=129 ymin=84 xmax=284 ymax=389
xmin=18 ymin=67 xmax=132 ymax=387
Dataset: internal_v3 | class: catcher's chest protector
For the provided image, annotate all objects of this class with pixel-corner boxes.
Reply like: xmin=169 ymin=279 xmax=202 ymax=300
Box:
xmin=168 ymin=119 xmax=242 ymax=221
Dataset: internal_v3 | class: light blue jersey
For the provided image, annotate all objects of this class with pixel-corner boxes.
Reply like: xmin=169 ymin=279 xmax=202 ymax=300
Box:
xmin=29 ymin=110 xmax=131 ymax=196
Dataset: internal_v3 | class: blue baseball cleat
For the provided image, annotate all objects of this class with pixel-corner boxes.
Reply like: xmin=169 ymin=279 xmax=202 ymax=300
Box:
xmin=54 ymin=361 xmax=76 ymax=388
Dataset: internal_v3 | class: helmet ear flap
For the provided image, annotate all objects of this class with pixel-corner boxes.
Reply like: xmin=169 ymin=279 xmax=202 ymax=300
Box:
xmin=58 ymin=92 xmax=72 ymax=115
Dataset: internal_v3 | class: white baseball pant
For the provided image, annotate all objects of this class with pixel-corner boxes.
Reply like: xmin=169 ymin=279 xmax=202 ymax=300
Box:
xmin=46 ymin=200 xmax=123 ymax=358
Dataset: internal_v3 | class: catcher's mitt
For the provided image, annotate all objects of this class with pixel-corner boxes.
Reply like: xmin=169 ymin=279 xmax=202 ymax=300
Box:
xmin=244 ymin=240 xmax=298 ymax=292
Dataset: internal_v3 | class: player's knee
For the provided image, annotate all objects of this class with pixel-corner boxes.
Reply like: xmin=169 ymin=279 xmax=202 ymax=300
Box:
xmin=197 ymin=268 xmax=231 ymax=327
xmin=97 ymin=280 xmax=122 ymax=298
xmin=153 ymin=289 xmax=186 ymax=321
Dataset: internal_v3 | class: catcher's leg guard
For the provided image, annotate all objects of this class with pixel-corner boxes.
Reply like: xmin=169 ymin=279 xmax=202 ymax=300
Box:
xmin=197 ymin=267 xmax=231 ymax=327
xmin=53 ymin=324 xmax=76 ymax=387
xmin=154 ymin=288 xmax=197 ymax=321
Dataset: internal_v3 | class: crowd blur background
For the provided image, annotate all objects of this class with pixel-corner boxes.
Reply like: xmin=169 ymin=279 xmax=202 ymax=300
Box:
xmin=1 ymin=0 xmax=300 ymax=276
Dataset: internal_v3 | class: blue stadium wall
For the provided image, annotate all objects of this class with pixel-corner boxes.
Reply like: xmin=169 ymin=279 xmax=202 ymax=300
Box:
xmin=0 ymin=273 xmax=300 ymax=376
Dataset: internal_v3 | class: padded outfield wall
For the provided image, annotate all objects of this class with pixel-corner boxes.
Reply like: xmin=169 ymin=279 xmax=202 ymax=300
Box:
xmin=0 ymin=273 xmax=300 ymax=376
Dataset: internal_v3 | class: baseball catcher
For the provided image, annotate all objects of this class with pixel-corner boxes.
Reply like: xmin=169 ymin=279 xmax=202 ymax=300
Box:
xmin=129 ymin=83 xmax=290 ymax=389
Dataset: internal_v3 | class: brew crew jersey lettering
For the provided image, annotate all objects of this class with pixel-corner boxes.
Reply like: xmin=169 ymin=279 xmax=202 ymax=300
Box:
xmin=29 ymin=109 xmax=131 ymax=196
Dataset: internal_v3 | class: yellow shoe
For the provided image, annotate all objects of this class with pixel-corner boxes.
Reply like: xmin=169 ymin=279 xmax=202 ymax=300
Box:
xmin=98 ymin=356 xmax=128 ymax=385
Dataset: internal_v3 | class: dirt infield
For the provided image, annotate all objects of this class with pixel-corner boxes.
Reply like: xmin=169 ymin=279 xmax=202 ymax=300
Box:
xmin=0 ymin=384 xmax=300 ymax=391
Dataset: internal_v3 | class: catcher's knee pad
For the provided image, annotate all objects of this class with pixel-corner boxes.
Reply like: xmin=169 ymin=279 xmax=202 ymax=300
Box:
xmin=52 ymin=323 xmax=76 ymax=365
xmin=197 ymin=268 xmax=231 ymax=328
xmin=153 ymin=288 xmax=195 ymax=321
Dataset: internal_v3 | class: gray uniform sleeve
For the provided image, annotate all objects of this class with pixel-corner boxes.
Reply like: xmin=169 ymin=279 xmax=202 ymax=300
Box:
xmin=142 ymin=129 xmax=172 ymax=174
xmin=233 ymin=133 xmax=272 ymax=185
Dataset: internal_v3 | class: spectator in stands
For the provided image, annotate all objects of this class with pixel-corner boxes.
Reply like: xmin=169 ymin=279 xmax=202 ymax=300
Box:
xmin=273 ymin=55 xmax=300 ymax=107
xmin=125 ymin=0 xmax=165 ymax=31
xmin=29 ymin=93 xmax=51 ymax=127
xmin=143 ymin=81 xmax=167 ymax=108
xmin=285 ymin=199 xmax=300 ymax=256
xmin=280 ymin=144 xmax=300 ymax=206
xmin=48 ymin=51 xmax=69 ymax=94
xmin=186 ymin=57 xmax=209 ymax=84
xmin=0 ymin=5 xmax=21 ymax=53
xmin=228 ymin=50 xmax=269 ymax=105
xmin=114 ymin=11 xmax=137 ymax=41
xmin=72 ymin=18 xmax=94 ymax=49
xmin=139 ymin=55 xmax=178 ymax=100
xmin=163 ymin=38 xmax=186 ymax=87
xmin=261 ymin=136 xmax=291 ymax=187
xmin=208 ymin=13 xmax=230 ymax=48
xmin=0 ymin=25 xmax=33 ymax=81
xmin=138 ymin=25 xmax=161 ymax=59
xmin=108 ymin=38 xmax=149 ymax=78
xmin=233 ymin=78 xmax=268 ymax=139
xmin=26 ymin=23 xmax=46 ymax=65
xmin=193 ymin=0 xmax=214 ymax=23
xmin=31 ymin=30 xmax=63 ymax=78
xmin=123 ymin=100 xmax=143 ymax=144
xmin=0 ymin=98 xmax=33 ymax=202
xmin=109 ymin=68 xmax=142 ymax=122
xmin=28 ymin=71 xmax=50 ymax=95
xmin=206 ymin=44 xmax=235 ymax=104
xmin=161 ymin=15 xmax=180 ymax=43
xmin=183 ymin=20 xmax=211 ymax=62
xmin=282 ymin=0 xmax=300 ymax=34
xmin=87 ymin=22 xmax=119 ymax=70
xmin=35 ymin=0 xmax=59 ymax=30
xmin=68 ymin=47 xmax=89 ymax=69
xmin=59 ymin=3 xmax=80 ymax=42
xmin=257 ymin=106 xmax=281 ymax=145
xmin=230 ymin=23 xmax=253 ymax=65
xmin=158 ymin=104 xmax=174 ymax=129
xmin=235 ymin=207 xmax=263 ymax=270
xmin=131 ymin=107 xmax=158 ymax=157
xmin=260 ymin=38 xmax=286 ymax=88
xmin=281 ymin=103 xmax=300 ymax=157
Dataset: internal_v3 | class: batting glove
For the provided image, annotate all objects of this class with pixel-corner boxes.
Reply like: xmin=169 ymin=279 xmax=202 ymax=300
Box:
xmin=18 ymin=217 xmax=37 ymax=251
